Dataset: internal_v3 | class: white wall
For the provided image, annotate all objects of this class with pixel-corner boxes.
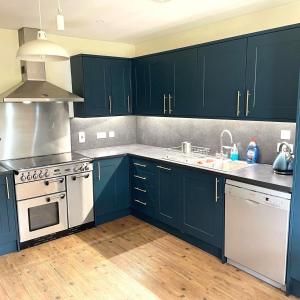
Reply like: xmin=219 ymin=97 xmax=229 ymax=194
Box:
xmin=0 ymin=29 xmax=135 ymax=94
xmin=135 ymin=1 xmax=300 ymax=56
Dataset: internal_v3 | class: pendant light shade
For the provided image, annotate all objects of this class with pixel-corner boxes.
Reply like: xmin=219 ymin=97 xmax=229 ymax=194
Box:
xmin=16 ymin=30 xmax=69 ymax=62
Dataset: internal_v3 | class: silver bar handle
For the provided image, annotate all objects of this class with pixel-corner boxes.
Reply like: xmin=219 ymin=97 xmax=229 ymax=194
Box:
xmin=72 ymin=174 xmax=90 ymax=181
xmin=44 ymin=177 xmax=64 ymax=186
xmin=5 ymin=177 xmax=10 ymax=200
xmin=134 ymin=199 xmax=146 ymax=206
xmin=134 ymin=187 xmax=147 ymax=193
xmin=109 ymin=95 xmax=112 ymax=115
xmin=127 ymin=95 xmax=130 ymax=113
xmin=246 ymin=90 xmax=251 ymax=117
xmin=168 ymin=94 xmax=173 ymax=114
xmin=134 ymin=175 xmax=146 ymax=180
xmin=133 ymin=162 xmax=146 ymax=168
xmin=46 ymin=194 xmax=65 ymax=202
xmin=215 ymin=178 xmax=219 ymax=203
xmin=163 ymin=94 xmax=167 ymax=114
xmin=236 ymin=90 xmax=241 ymax=117
xmin=157 ymin=165 xmax=171 ymax=171
xmin=98 ymin=161 xmax=101 ymax=181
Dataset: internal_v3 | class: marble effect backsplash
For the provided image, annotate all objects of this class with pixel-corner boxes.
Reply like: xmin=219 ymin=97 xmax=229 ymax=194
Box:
xmin=136 ymin=117 xmax=296 ymax=165
xmin=70 ymin=116 xmax=296 ymax=165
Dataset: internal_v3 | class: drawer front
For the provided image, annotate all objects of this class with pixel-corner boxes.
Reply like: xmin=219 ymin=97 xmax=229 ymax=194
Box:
xmin=132 ymin=189 xmax=155 ymax=217
xmin=131 ymin=157 xmax=155 ymax=173
xmin=132 ymin=173 xmax=155 ymax=189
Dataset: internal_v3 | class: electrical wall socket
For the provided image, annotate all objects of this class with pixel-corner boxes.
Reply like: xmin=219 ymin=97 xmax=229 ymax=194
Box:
xmin=109 ymin=131 xmax=115 ymax=138
xmin=97 ymin=132 xmax=107 ymax=139
xmin=277 ymin=142 xmax=293 ymax=153
xmin=281 ymin=130 xmax=291 ymax=140
xmin=78 ymin=131 xmax=85 ymax=143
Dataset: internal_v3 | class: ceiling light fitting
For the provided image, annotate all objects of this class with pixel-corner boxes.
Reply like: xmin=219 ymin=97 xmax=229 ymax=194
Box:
xmin=16 ymin=0 xmax=69 ymax=62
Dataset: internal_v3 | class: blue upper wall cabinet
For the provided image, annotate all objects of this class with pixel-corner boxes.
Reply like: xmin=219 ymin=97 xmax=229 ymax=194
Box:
xmin=245 ymin=28 xmax=300 ymax=122
xmin=133 ymin=49 xmax=200 ymax=116
xmin=70 ymin=55 xmax=132 ymax=117
xmin=132 ymin=57 xmax=151 ymax=115
xmin=198 ymin=39 xmax=247 ymax=119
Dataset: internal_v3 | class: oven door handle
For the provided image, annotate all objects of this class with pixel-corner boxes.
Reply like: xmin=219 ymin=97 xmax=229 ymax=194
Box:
xmin=46 ymin=194 xmax=66 ymax=202
xmin=71 ymin=173 xmax=90 ymax=181
xmin=44 ymin=178 xmax=64 ymax=186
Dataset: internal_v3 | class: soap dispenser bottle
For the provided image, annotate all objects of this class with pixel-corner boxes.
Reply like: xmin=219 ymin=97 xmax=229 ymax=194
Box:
xmin=230 ymin=144 xmax=239 ymax=161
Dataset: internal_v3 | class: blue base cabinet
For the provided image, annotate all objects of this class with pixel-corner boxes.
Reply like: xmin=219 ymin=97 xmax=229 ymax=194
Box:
xmin=156 ymin=163 xmax=181 ymax=229
xmin=130 ymin=157 xmax=156 ymax=217
xmin=93 ymin=157 xmax=130 ymax=225
xmin=181 ymin=169 xmax=224 ymax=248
xmin=0 ymin=174 xmax=18 ymax=255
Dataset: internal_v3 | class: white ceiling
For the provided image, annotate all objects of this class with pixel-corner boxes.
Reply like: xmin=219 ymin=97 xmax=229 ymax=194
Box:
xmin=0 ymin=0 xmax=296 ymax=43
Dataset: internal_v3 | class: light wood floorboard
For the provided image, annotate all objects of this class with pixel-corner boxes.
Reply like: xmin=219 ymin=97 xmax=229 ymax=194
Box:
xmin=0 ymin=216 xmax=296 ymax=300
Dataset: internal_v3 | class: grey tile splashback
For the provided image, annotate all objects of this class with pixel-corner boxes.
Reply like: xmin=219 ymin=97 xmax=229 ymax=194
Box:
xmin=136 ymin=116 xmax=296 ymax=164
xmin=71 ymin=115 xmax=296 ymax=165
xmin=71 ymin=116 xmax=137 ymax=151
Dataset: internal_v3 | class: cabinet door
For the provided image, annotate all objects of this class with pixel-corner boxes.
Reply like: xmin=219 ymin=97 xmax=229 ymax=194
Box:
xmin=82 ymin=57 xmax=110 ymax=116
xmin=198 ymin=39 xmax=247 ymax=119
xmin=246 ymin=28 xmax=300 ymax=121
xmin=156 ymin=164 xmax=181 ymax=229
xmin=110 ymin=59 xmax=132 ymax=115
xmin=93 ymin=157 xmax=130 ymax=223
xmin=149 ymin=53 xmax=174 ymax=115
xmin=181 ymin=170 xmax=224 ymax=247
xmin=0 ymin=175 xmax=18 ymax=245
xmin=172 ymin=48 xmax=200 ymax=116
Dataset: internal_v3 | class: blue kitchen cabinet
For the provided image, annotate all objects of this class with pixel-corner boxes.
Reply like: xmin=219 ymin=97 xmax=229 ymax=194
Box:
xmin=109 ymin=58 xmax=132 ymax=115
xmin=132 ymin=57 xmax=151 ymax=115
xmin=170 ymin=48 xmax=200 ymax=116
xmin=0 ymin=174 xmax=19 ymax=255
xmin=148 ymin=53 xmax=174 ymax=115
xmin=245 ymin=28 xmax=300 ymax=121
xmin=70 ymin=55 xmax=132 ymax=117
xmin=130 ymin=157 xmax=157 ymax=217
xmin=287 ymin=76 xmax=300 ymax=297
xmin=197 ymin=38 xmax=247 ymax=119
xmin=181 ymin=168 xmax=224 ymax=248
xmin=156 ymin=163 xmax=181 ymax=229
xmin=93 ymin=157 xmax=130 ymax=225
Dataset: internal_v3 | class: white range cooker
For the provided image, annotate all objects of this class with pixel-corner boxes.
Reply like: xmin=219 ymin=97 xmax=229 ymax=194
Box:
xmin=1 ymin=152 xmax=94 ymax=249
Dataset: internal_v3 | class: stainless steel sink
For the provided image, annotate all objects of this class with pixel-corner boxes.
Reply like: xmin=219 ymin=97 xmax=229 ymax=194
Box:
xmin=197 ymin=158 xmax=249 ymax=171
xmin=163 ymin=152 xmax=250 ymax=172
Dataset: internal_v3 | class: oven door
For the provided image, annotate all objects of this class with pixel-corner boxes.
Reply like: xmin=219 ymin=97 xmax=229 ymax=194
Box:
xmin=17 ymin=192 xmax=68 ymax=242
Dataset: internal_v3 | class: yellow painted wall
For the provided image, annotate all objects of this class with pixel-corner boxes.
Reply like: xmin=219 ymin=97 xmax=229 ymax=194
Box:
xmin=0 ymin=29 xmax=21 ymax=94
xmin=0 ymin=29 xmax=135 ymax=94
xmin=135 ymin=1 xmax=300 ymax=56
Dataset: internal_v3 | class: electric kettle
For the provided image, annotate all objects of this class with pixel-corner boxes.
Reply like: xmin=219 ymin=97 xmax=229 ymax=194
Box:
xmin=272 ymin=142 xmax=294 ymax=175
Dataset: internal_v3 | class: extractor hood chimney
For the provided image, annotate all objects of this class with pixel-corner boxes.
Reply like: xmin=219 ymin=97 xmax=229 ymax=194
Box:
xmin=0 ymin=28 xmax=83 ymax=103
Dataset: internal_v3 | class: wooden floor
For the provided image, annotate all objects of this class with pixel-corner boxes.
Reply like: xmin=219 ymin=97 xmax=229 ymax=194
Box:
xmin=0 ymin=216 xmax=296 ymax=300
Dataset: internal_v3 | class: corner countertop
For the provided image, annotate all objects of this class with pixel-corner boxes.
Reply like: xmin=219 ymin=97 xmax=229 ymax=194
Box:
xmin=76 ymin=144 xmax=293 ymax=193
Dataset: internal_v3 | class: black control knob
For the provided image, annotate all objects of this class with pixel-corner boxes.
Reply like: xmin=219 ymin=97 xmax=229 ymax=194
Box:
xmin=85 ymin=165 xmax=89 ymax=171
xmin=45 ymin=171 xmax=50 ymax=177
xmin=20 ymin=175 xmax=26 ymax=182
xmin=27 ymin=175 xmax=32 ymax=180
xmin=33 ymin=173 xmax=38 ymax=180
xmin=39 ymin=172 xmax=44 ymax=179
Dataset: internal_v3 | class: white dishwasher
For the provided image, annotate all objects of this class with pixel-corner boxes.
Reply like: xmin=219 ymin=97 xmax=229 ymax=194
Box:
xmin=225 ymin=180 xmax=291 ymax=290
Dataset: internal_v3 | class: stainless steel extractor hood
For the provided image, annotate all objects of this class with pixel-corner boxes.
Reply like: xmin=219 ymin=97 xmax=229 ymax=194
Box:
xmin=0 ymin=28 xmax=83 ymax=103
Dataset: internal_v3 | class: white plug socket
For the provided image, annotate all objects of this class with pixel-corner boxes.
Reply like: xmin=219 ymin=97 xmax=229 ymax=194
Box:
xmin=78 ymin=131 xmax=85 ymax=143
